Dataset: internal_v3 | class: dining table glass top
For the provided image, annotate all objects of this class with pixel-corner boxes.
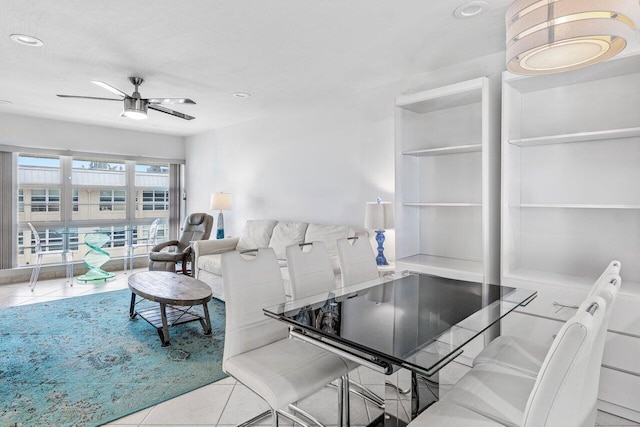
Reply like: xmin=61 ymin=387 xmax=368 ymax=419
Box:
xmin=264 ymin=271 xmax=537 ymax=376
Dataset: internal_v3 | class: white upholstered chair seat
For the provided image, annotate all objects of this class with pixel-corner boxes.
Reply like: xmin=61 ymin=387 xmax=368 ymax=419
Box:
xmin=473 ymin=262 xmax=621 ymax=378
xmin=411 ymin=401 xmax=505 ymax=427
xmin=472 ymin=336 xmax=547 ymax=377
xmin=224 ymin=337 xmax=349 ymax=410
xmin=440 ymin=362 xmax=536 ymax=427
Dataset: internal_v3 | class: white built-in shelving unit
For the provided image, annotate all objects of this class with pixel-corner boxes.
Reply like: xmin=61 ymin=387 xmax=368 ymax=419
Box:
xmin=501 ymin=54 xmax=640 ymax=299
xmin=394 ymin=77 xmax=500 ymax=285
xmin=501 ymin=53 xmax=640 ymax=421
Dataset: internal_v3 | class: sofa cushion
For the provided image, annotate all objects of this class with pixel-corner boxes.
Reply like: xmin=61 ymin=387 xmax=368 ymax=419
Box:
xmin=269 ymin=222 xmax=309 ymax=260
xmin=198 ymin=254 xmax=223 ymax=276
xmin=305 ymin=224 xmax=355 ymax=272
xmin=237 ymin=220 xmax=278 ymax=251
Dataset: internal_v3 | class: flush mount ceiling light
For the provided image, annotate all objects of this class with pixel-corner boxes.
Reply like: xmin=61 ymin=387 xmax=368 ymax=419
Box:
xmin=233 ymin=92 xmax=251 ymax=98
xmin=506 ymin=0 xmax=640 ymax=75
xmin=10 ymin=33 xmax=44 ymax=47
xmin=454 ymin=1 xmax=489 ymax=19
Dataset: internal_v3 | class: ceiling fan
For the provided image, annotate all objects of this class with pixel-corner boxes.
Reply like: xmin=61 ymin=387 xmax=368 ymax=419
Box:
xmin=57 ymin=77 xmax=196 ymax=120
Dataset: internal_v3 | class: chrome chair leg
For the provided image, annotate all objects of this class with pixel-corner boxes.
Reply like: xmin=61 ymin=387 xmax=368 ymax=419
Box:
xmin=237 ymin=410 xmax=271 ymax=427
xmin=288 ymin=404 xmax=326 ymax=427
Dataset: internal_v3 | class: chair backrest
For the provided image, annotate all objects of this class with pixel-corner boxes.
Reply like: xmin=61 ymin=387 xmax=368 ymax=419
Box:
xmin=147 ymin=218 xmax=161 ymax=246
xmin=286 ymin=241 xmax=336 ymax=299
xmin=337 ymin=237 xmax=379 ymax=287
xmin=522 ymin=295 xmax=607 ymax=427
xmin=221 ymin=248 xmax=289 ymax=366
xmin=579 ymin=274 xmax=621 ymax=427
xmin=587 ymin=260 xmax=621 ymax=298
xmin=178 ymin=213 xmax=213 ymax=251
xmin=27 ymin=223 xmax=42 ymax=253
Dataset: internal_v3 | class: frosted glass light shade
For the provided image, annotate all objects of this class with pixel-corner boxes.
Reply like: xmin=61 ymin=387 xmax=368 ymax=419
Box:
xmin=365 ymin=201 xmax=395 ymax=230
xmin=506 ymin=0 xmax=640 ymax=75
xmin=210 ymin=192 xmax=232 ymax=210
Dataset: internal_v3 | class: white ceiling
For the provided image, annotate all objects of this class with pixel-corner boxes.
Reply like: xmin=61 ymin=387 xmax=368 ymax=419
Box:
xmin=0 ymin=0 xmax=532 ymax=136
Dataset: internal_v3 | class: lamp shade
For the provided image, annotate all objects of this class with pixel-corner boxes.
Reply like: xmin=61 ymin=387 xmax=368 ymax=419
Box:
xmin=210 ymin=192 xmax=232 ymax=210
xmin=365 ymin=201 xmax=395 ymax=230
xmin=506 ymin=0 xmax=640 ymax=75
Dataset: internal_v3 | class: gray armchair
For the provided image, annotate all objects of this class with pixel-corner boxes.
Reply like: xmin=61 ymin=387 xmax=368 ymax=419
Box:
xmin=148 ymin=213 xmax=213 ymax=274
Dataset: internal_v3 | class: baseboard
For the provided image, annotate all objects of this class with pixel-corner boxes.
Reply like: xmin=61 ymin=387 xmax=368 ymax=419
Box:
xmin=598 ymin=400 xmax=640 ymax=423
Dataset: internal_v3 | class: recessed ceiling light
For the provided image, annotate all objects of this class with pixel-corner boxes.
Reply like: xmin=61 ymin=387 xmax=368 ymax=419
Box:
xmin=233 ymin=92 xmax=251 ymax=98
xmin=454 ymin=1 xmax=489 ymax=19
xmin=0 ymin=100 xmax=13 ymax=105
xmin=10 ymin=33 xmax=44 ymax=47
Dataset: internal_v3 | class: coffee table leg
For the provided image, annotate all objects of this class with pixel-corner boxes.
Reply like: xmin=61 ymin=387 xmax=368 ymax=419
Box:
xmin=159 ymin=302 xmax=171 ymax=347
xmin=129 ymin=293 xmax=137 ymax=319
xmin=201 ymin=302 xmax=213 ymax=335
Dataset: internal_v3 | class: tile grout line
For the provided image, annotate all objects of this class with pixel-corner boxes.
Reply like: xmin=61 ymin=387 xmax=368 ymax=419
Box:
xmin=215 ymin=381 xmax=238 ymax=426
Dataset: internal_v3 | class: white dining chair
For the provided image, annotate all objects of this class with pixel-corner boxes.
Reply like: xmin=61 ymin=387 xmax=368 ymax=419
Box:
xmin=336 ymin=237 xmax=379 ymax=287
xmin=28 ymin=222 xmax=73 ymax=291
xmin=408 ymin=293 xmax=608 ymax=427
xmin=286 ymin=241 xmax=385 ymax=409
xmin=472 ymin=261 xmax=621 ymax=376
xmin=221 ymin=248 xmax=350 ymax=427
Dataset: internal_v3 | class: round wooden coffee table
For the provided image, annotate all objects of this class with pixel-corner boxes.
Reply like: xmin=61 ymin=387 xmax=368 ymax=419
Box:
xmin=128 ymin=271 xmax=213 ymax=347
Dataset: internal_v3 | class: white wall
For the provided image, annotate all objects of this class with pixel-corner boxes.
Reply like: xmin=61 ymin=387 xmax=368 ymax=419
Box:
xmin=185 ymin=52 xmax=507 ymax=260
xmin=0 ymin=113 xmax=185 ymax=161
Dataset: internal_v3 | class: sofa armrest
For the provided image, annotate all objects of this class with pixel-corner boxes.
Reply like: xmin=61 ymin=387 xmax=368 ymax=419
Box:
xmin=193 ymin=238 xmax=240 ymax=278
xmin=194 ymin=238 xmax=240 ymax=257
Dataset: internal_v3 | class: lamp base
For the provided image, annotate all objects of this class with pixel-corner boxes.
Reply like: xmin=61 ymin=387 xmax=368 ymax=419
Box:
xmin=374 ymin=230 xmax=388 ymax=266
xmin=216 ymin=212 xmax=224 ymax=239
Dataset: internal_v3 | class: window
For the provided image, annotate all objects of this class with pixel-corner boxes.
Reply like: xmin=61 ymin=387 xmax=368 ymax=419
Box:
xmin=16 ymin=154 xmax=176 ymax=267
xmin=135 ymin=163 xmax=170 ymax=219
xmin=17 ymin=189 xmax=24 ymax=213
xmin=72 ymin=189 xmax=79 ymax=212
xmin=99 ymin=190 xmax=126 ymax=211
xmin=17 ymin=231 xmax=24 ymax=255
xmin=31 ymin=189 xmax=60 ymax=212
xmin=142 ymin=190 xmax=169 ymax=211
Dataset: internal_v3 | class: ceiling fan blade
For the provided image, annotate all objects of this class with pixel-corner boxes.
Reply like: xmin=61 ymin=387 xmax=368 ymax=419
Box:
xmin=148 ymin=104 xmax=195 ymax=120
xmin=56 ymin=94 xmax=122 ymax=101
xmin=146 ymin=98 xmax=196 ymax=105
xmin=91 ymin=81 xmax=128 ymax=98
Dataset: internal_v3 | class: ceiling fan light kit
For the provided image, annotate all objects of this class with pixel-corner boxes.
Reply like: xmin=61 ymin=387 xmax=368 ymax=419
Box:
xmin=506 ymin=0 xmax=640 ymax=75
xmin=123 ymin=98 xmax=148 ymax=120
xmin=57 ymin=77 xmax=196 ymax=121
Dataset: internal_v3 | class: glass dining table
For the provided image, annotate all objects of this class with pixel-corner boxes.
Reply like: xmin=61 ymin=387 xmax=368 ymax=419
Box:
xmin=263 ymin=271 xmax=537 ymax=427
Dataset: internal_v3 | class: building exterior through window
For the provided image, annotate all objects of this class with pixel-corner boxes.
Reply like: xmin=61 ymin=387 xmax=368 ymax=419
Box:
xmin=17 ymin=155 xmax=172 ymax=267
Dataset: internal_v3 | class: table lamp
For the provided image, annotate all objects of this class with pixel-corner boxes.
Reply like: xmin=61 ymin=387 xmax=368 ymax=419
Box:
xmin=364 ymin=197 xmax=395 ymax=266
xmin=210 ymin=192 xmax=232 ymax=239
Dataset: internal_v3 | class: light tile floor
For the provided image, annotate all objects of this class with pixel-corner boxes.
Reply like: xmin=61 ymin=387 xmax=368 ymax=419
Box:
xmin=2 ymin=272 xmax=638 ymax=427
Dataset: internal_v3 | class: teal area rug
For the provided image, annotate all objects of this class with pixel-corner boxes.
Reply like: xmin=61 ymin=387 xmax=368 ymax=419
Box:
xmin=0 ymin=289 xmax=226 ymax=427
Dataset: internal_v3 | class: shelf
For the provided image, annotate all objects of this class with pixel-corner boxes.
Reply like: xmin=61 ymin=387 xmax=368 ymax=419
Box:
xmin=509 ymin=204 xmax=640 ymax=210
xmin=403 ymin=144 xmax=482 ymax=157
xmin=509 ymin=127 xmax=640 ymax=147
xmin=404 ymin=202 xmax=482 ymax=207
xmin=504 ymin=269 xmax=640 ymax=298
xmin=396 ymin=254 xmax=484 ymax=283
xmin=396 ymin=78 xmax=484 ymax=114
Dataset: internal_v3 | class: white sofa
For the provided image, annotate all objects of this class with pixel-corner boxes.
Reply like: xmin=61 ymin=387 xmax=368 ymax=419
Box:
xmin=193 ymin=219 xmax=366 ymax=301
